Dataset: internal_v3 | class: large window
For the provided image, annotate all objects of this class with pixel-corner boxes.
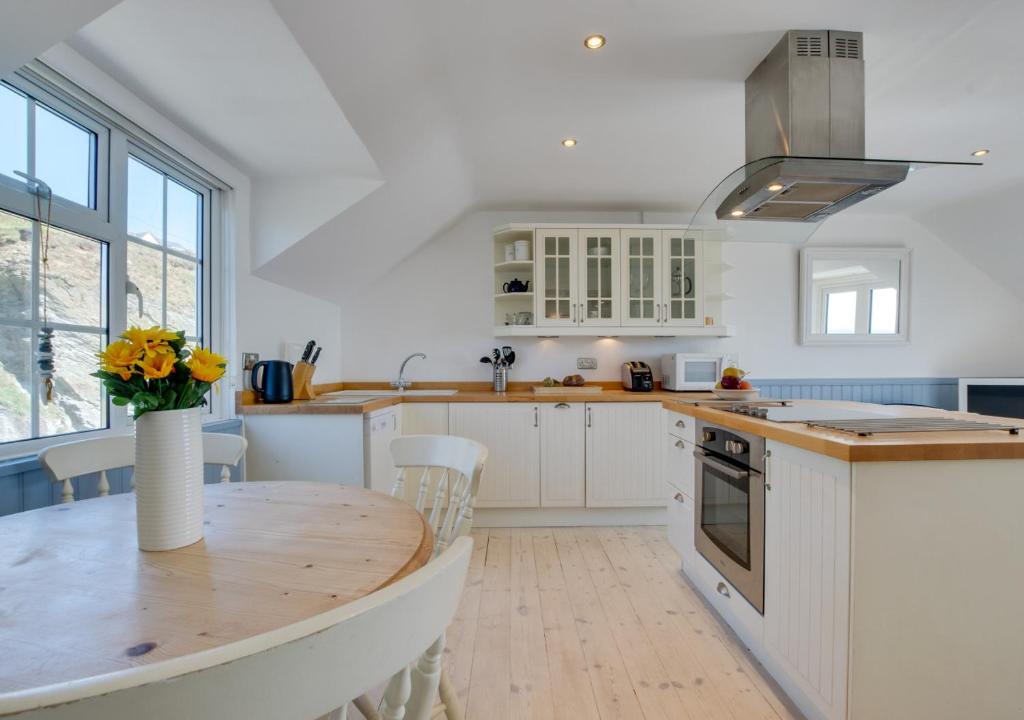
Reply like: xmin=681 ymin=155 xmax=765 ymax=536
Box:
xmin=0 ymin=70 xmax=220 ymax=450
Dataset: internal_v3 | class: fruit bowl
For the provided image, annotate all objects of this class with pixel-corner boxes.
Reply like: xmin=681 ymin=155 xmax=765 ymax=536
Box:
xmin=712 ymin=388 xmax=761 ymax=401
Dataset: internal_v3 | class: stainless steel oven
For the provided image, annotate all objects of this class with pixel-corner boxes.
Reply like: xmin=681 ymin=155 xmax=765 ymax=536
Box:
xmin=694 ymin=420 xmax=766 ymax=613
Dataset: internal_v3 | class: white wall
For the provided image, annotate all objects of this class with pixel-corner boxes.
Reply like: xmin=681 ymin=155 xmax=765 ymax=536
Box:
xmin=338 ymin=210 xmax=1024 ymax=383
xmin=40 ymin=44 xmax=345 ymax=394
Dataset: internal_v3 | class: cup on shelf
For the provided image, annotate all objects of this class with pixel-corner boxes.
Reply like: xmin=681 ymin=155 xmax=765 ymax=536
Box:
xmin=517 ymin=311 xmax=533 ymax=325
xmin=504 ymin=243 xmax=515 ymax=262
xmin=513 ymin=239 xmax=531 ymax=261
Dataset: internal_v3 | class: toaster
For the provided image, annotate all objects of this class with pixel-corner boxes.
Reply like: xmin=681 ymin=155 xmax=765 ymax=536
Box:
xmin=621 ymin=361 xmax=654 ymax=392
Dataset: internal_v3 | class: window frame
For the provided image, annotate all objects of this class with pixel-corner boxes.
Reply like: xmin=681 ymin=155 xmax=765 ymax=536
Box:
xmin=0 ymin=65 xmax=227 ymax=457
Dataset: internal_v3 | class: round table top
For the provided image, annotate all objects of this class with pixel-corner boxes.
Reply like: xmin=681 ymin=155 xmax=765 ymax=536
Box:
xmin=0 ymin=481 xmax=433 ymax=695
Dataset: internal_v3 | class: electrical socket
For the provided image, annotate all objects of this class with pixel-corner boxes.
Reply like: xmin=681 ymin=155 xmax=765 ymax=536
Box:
xmin=577 ymin=357 xmax=597 ymax=370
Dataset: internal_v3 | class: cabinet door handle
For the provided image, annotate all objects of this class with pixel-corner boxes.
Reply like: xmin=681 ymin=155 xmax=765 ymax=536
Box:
xmin=656 ymin=304 xmax=661 ymax=323
xmin=587 ymin=407 xmax=592 ymax=428
xmin=675 ymin=440 xmax=685 ymax=449
xmin=554 ymin=402 xmax=570 ymax=409
xmin=716 ymin=582 xmax=731 ymax=598
xmin=675 ymin=419 xmax=685 ymax=428
xmin=579 ymin=303 xmax=584 ymax=323
xmin=571 ymin=303 xmax=576 ymax=323
xmin=534 ymin=406 xmax=539 ymax=427
xmin=763 ymin=448 xmax=772 ymax=492
xmin=673 ymin=492 xmax=685 ymax=503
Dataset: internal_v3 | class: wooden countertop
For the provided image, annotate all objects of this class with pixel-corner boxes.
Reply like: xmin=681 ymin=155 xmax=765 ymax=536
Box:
xmin=237 ymin=380 xmax=706 ymax=415
xmin=663 ymin=399 xmax=1024 ymax=462
xmin=237 ymin=381 xmax=1024 ymax=462
xmin=0 ymin=482 xmax=432 ymax=696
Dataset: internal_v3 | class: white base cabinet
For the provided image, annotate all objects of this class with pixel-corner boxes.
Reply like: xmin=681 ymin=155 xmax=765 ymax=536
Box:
xmin=449 ymin=403 xmax=541 ymax=508
xmin=585 ymin=403 xmax=665 ymax=507
xmin=762 ymin=441 xmax=851 ymax=720
xmin=364 ymin=406 xmax=402 ymax=494
xmin=539 ymin=402 xmax=586 ymax=507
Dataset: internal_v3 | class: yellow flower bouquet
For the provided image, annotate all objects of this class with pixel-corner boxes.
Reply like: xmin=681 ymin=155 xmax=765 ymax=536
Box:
xmin=93 ymin=326 xmax=227 ymax=419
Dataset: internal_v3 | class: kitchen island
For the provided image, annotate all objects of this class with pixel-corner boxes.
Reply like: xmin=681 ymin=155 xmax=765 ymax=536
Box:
xmin=662 ymin=399 xmax=1024 ymax=720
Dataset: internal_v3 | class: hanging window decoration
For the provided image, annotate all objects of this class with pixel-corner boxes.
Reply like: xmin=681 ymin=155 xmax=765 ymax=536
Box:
xmin=16 ymin=170 xmax=56 ymax=404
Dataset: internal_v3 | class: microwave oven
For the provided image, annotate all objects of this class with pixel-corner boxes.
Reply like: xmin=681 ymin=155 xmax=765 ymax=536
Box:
xmin=661 ymin=353 xmax=735 ymax=391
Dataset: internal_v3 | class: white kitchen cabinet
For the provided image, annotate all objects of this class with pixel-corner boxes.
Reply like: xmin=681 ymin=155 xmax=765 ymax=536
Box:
xmin=664 ymin=433 xmax=695 ymax=499
xmin=578 ymin=229 xmax=620 ymax=326
xmin=762 ymin=441 xmax=851 ymax=720
xmin=400 ymin=403 xmax=450 ymax=506
xmin=665 ymin=409 xmax=696 ymax=498
xmin=666 ymin=486 xmax=694 ymax=566
xmin=620 ymin=228 xmax=663 ymax=326
xmin=494 ymin=224 xmax=729 ymax=337
xmin=621 ymin=228 xmax=704 ymax=327
xmin=539 ymin=402 xmax=586 ymax=507
xmin=535 ymin=228 xmax=621 ymax=328
xmin=449 ymin=403 xmax=541 ymax=508
xmin=364 ymin=406 xmax=402 ymax=494
xmin=662 ymin=230 xmax=702 ymax=326
xmin=534 ymin=229 xmax=578 ymax=327
xmin=585 ymin=402 xmax=664 ymax=507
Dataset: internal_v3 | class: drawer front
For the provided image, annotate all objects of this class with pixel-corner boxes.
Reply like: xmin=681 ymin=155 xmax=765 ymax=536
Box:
xmin=666 ymin=486 xmax=695 ymax=564
xmin=665 ymin=410 xmax=696 ymax=444
xmin=664 ymin=433 xmax=695 ymax=498
xmin=692 ymin=552 xmax=763 ymax=651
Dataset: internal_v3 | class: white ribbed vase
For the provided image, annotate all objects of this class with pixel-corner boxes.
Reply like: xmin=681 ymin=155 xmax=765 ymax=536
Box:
xmin=134 ymin=407 xmax=205 ymax=551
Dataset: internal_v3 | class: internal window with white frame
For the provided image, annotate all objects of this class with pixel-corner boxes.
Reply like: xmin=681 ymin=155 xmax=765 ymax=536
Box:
xmin=0 ymin=67 xmax=219 ymax=450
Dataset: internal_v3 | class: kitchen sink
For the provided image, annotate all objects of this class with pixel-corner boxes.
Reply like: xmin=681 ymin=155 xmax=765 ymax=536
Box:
xmin=306 ymin=396 xmax=388 ymax=404
xmin=320 ymin=389 xmax=459 ymax=398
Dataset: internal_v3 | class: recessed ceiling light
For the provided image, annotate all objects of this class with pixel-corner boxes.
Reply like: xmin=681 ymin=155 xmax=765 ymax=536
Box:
xmin=584 ymin=35 xmax=606 ymax=50
xmin=767 ymin=183 xmax=784 ymax=192
xmin=730 ymin=209 xmax=745 ymax=217
xmin=971 ymin=148 xmax=989 ymax=157
xmin=561 ymin=137 xmax=578 ymax=148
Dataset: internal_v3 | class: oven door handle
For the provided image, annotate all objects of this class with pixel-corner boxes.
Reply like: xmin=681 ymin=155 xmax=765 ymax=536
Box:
xmin=695 ymin=450 xmax=752 ymax=480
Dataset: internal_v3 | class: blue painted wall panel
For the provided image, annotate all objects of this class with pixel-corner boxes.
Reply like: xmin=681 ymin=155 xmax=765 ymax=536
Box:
xmin=0 ymin=420 xmax=244 ymax=517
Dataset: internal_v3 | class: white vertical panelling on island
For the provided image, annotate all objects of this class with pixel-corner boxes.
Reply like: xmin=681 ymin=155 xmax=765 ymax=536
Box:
xmin=539 ymin=402 xmax=586 ymax=507
xmin=449 ymin=403 xmax=540 ymax=508
xmin=585 ymin=403 xmax=664 ymax=507
xmin=763 ymin=441 xmax=851 ymax=720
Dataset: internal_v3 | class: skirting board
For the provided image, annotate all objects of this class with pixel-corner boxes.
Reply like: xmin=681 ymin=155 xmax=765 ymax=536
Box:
xmin=473 ymin=506 xmax=666 ymax=528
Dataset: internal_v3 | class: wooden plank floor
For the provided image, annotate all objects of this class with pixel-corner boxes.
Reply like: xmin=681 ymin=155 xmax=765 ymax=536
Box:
xmin=447 ymin=526 xmax=802 ymax=720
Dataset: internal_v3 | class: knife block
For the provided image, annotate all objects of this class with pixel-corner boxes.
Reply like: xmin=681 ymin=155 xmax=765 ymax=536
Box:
xmin=292 ymin=361 xmax=317 ymax=400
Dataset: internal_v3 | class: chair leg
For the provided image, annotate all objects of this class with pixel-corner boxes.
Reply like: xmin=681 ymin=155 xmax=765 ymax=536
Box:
xmin=352 ymin=694 xmax=381 ymax=720
xmin=405 ymin=633 xmax=445 ymax=720
xmin=380 ymin=665 xmax=412 ymax=720
xmin=437 ymin=668 xmax=464 ymax=720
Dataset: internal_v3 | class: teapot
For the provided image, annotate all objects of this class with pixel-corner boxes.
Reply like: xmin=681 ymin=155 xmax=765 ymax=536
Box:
xmin=502 ymin=278 xmax=531 ymax=293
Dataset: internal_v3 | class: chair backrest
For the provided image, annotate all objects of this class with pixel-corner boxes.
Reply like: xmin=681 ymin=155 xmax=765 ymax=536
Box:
xmin=38 ymin=433 xmax=248 ymax=503
xmin=0 ymin=537 xmax=473 ymax=720
xmin=389 ymin=434 xmax=487 ymax=555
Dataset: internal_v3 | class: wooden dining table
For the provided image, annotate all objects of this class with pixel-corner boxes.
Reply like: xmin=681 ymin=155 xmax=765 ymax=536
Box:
xmin=0 ymin=481 xmax=434 ymax=698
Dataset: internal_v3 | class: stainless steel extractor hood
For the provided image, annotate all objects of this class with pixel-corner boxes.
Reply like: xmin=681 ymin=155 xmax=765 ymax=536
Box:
xmin=700 ymin=30 xmax=978 ymax=229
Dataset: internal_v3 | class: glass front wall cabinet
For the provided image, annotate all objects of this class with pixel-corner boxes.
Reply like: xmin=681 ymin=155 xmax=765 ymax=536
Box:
xmin=662 ymin=230 xmax=702 ymax=326
xmin=579 ymin=230 xmax=619 ymax=326
xmin=620 ymin=229 xmax=662 ymax=326
xmin=535 ymin=229 xmax=578 ymax=327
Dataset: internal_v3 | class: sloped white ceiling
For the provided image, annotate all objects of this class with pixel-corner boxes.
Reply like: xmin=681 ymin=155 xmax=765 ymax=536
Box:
xmin=0 ymin=0 xmax=120 ymax=77
xmin=46 ymin=0 xmax=1024 ymax=304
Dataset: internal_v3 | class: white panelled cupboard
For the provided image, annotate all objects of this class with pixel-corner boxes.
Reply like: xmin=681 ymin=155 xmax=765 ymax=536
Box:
xmin=585 ymin=403 xmax=664 ymax=506
xmin=494 ymin=223 xmax=732 ymax=337
xmin=449 ymin=403 xmax=541 ymax=508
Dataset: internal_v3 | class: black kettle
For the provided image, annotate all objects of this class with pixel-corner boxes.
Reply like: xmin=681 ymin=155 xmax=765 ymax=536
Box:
xmin=251 ymin=360 xmax=293 ymax=403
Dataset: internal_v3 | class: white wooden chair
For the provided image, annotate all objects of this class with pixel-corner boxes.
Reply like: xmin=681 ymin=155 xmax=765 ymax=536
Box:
xmin=38 ymin=433 xmax=248 ymax=503
xmin=352 ymin=434 xmax=487 ymax=720
xmin=0 ymin=536 xmax=474 ymax=720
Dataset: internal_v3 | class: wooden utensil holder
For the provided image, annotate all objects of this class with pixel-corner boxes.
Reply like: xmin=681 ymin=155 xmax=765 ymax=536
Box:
xmin=292 ymin=361 xmax=317 ymax=400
